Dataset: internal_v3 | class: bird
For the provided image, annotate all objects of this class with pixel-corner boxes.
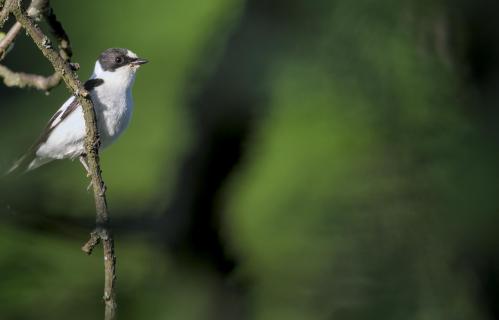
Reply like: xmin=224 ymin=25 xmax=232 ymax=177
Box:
xmin=7 ymin=48 xmax=148 ymax=175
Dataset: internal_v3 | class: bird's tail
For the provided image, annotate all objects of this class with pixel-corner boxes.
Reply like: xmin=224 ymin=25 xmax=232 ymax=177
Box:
xmin=5 ymin=153 xmax=52 ymax=176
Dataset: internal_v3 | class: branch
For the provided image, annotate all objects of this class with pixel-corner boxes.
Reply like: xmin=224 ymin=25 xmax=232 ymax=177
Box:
xmin=1 ymin=0 xmax=44 ymax=41
xmin=0 ymin=0 xmax=14 ymax=28
xmin=11 ymin=1 xmax=117 ymax=319
xmin=0 ymin=63 xmax=61 ymax=89
xmin=0 ymin=0 xmax=69 ymax=91
xmin=25 ymin=0 xmax=48 ymax=19
xmin=0 ymin=21 xmax=21 ymax=59
xmin=43 ymin=5 xmax=71 ymax=61
xmin=82 ymin=230 xmax=100 ymax=254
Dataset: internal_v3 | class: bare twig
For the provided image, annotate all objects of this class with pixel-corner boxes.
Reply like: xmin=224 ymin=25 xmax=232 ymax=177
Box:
xmin=25 ymin=0 xmax=48 ymax=19
xmin=0 ymin=63 xmax=60 ymax=89
xmin=82 ymin=230 xmax=100 ymax=254
xmin=44 ymin=6 xmax=71 ymax=61
xmin=0 ymin=0 xmax=14 ymax=28
xmin=0 ymin=21 xmax=21 ymax=59
xmin=1 ymin=0 xmax=49 ymax=61
xmin=11 ymin=1 xmax=117 ymax=319
xmin=0 ymin=0 xmax=69 ymax=90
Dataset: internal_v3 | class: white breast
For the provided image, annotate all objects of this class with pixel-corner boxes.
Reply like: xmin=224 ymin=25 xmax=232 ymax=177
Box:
xmin=92 ymin=83 xmax=134 ymax=149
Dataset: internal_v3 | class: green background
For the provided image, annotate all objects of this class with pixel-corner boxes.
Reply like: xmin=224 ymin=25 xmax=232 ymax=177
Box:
xmin=1 ymin=0 xmax=499 ymax=319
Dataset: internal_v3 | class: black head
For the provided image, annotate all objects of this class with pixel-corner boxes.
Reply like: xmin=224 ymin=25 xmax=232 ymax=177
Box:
xmin=98 ymin=48 xmax=148 ymax=72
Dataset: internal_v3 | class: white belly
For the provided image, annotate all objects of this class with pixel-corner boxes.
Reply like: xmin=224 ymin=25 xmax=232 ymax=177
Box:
xmin=94 ymin=89 xmax=133 ymax=149
xmin=36 ymin=89 xmax=133 ymax=160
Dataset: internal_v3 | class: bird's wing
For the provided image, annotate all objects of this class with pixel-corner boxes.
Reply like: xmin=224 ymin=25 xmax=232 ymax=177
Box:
xmin=6 ymin=96 xmax=80 ymax=174
xmin=6 ymin=78 xmax=104 ymax=174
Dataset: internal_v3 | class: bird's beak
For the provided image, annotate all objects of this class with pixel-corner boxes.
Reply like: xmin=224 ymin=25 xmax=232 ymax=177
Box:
xmin=131 ymin=58 xmax=148 ymax=66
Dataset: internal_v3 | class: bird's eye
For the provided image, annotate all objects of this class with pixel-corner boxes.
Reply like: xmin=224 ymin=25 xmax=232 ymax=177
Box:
xmin=115 ymin=57 xmax=123 ymax=64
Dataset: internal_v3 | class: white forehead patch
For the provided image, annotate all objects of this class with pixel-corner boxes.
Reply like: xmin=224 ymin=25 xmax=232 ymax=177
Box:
xmin=127 ymin=50 xmax=138 ymax=59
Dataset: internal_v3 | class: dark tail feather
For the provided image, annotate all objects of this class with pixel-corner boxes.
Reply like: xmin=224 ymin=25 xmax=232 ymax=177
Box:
xmin=5 ymin=153 xmax=51 ymax=176
xmin=5 ymin=153 xmax=31 ymax=175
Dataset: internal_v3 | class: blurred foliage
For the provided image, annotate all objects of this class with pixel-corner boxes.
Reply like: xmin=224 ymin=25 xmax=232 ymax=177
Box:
xmin=1 ymin=0 xmax=499 ymax=319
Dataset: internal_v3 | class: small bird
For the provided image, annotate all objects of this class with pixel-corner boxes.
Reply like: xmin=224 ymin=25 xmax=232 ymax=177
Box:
xmin=7 ymin=48 xmax=148 ymax=175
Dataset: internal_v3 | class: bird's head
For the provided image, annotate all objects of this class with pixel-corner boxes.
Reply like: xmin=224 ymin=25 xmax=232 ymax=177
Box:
xmin=93 ymin=48 xmax=148 ymax=87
